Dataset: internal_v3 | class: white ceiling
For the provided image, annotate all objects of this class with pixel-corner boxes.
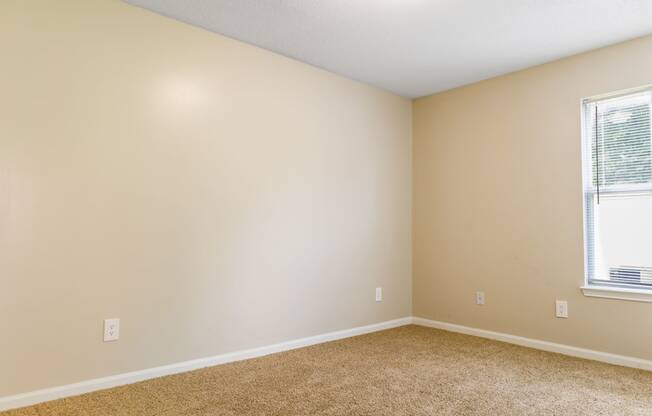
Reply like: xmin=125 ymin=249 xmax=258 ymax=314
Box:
xmin=124 ymin=0 xmax=652 ymax=98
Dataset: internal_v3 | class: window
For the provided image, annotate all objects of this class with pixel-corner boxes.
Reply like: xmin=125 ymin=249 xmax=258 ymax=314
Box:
xmin=582 ymin=87 xmax=652 ymax=299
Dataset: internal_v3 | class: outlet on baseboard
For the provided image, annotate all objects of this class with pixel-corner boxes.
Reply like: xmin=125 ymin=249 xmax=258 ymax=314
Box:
xmin=476 ymin=291 xmax=485 ymax=305
xmin=104 ymin=318 xmax=120 ymax=342
xmin=555 ymin=300 xmax=568 ymax=318
xmin=375 ymin=287 xmax=382 ymax=302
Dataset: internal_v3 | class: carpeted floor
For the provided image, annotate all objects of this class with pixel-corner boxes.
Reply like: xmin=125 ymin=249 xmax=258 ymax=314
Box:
xmin=4 ymin=325 xmax=652 ymax=415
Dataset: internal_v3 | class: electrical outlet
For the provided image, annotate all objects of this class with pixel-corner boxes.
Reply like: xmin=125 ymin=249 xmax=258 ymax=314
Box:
xmin=476 ymin=291 xmax=485 ymax=305
xmin=375 ymin=287 xmax=382 ymax=302
xmin=555 ymin=300 xmax=568 ymax=318
xmin=104 ymin=318 xmax=120 ymax=342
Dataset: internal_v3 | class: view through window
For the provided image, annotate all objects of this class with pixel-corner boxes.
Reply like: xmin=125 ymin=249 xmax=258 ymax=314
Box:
xmin=583 ymin=88 xmax=652 ymax=289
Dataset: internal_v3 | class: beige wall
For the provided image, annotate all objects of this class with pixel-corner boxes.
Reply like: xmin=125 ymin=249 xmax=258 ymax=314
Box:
xmin=413 ymin=36 xmax=652 ymax=361
xmin=0 ymin=0 xmax=412 ymax=396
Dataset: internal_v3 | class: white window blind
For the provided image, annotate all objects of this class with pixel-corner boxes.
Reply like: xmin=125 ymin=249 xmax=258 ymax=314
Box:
xmin=582 ymin=88 xmax=652 ymax=289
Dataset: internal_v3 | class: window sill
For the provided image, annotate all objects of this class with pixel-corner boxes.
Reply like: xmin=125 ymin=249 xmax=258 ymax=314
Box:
xmin=581 ymin=285 xmax=652 ymax=303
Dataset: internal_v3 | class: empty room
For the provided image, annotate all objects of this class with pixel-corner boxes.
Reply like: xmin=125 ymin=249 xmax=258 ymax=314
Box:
xmin=3 ymin=0 xmax=652 ymax=414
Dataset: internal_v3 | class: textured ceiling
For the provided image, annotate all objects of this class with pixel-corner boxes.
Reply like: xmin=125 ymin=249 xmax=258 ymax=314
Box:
xmin=123 ymin=0 xmax=652 ymax=98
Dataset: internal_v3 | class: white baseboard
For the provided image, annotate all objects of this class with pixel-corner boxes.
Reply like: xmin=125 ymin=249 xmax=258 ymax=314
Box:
xmin=412 ymin=317 xmax=652 ymax=372
xmin=0 ymin=317 xmax=412 ymax=412
xmin=5 ymin=316 xmax=650 ymax=412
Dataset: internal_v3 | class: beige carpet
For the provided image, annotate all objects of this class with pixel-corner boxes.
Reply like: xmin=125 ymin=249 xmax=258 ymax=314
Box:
xmin=4 ymin=325 xmax=652 ymax=415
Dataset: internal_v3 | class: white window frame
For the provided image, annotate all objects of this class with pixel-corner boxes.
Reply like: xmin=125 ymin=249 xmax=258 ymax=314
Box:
xmin=580 ymin=84 xmax=652 ymax=303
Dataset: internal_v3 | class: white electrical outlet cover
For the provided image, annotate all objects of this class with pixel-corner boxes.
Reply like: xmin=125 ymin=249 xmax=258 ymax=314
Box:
xmin=375 ymin=287 xmax=382 ymax=302
xmin=476 ymin=291 xmax=485 ymax=305
xmin=555 ymin=301 xmax=568 ymax=318
xmin=104 ymin=318 xmax=120 ymax=342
